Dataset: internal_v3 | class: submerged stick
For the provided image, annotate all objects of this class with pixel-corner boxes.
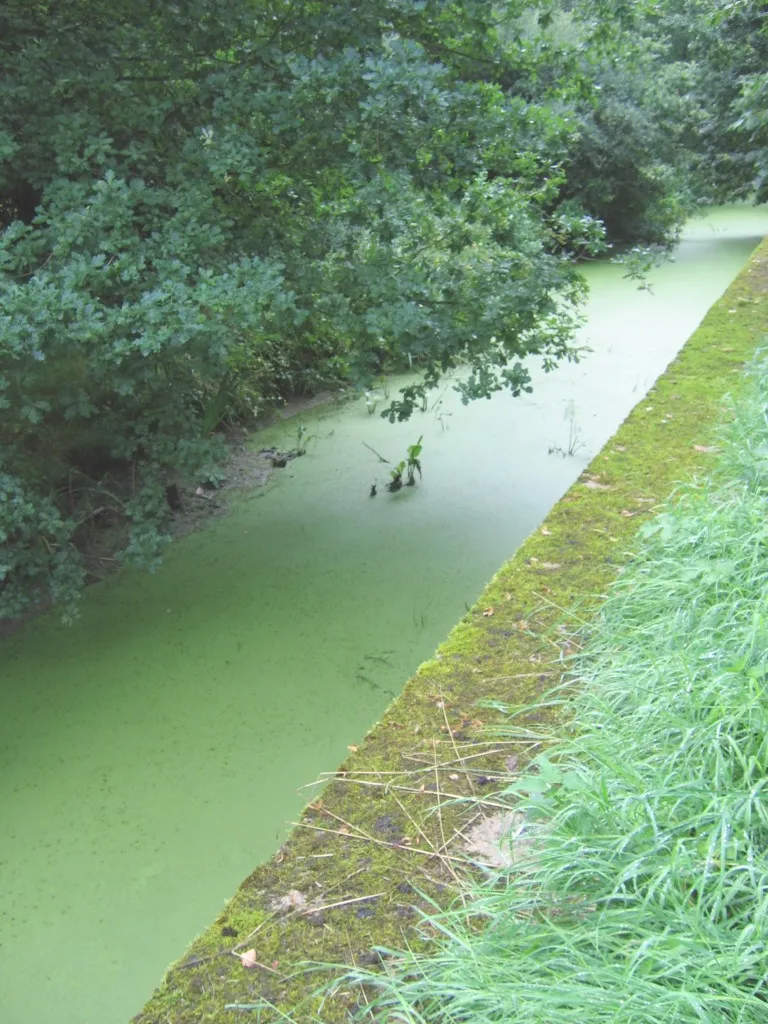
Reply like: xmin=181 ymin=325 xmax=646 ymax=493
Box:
xmin=362 ymin=441 xmax=390 ymax=463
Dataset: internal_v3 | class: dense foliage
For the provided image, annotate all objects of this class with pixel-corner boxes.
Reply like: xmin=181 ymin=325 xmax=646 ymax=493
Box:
xmin=656 ymin=0 xmax=768 ymax=202
xmin=0 ymin=0 xmax=759 ymax=617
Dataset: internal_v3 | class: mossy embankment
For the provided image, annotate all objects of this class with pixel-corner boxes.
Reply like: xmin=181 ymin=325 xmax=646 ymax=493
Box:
xmin=134 ymin=240 xmax=768 ymax=1024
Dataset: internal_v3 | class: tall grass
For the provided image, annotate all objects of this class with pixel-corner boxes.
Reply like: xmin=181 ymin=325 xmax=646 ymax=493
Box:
xmin=355 ymin=363 xmax=768 ymax=1023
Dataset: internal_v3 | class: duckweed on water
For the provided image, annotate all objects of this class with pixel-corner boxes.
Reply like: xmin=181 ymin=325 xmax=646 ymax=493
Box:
xmin=133 ymin=239 xmax=768 ymax=1024
xmin=355 ymin=361 xmax=768 ymax=1022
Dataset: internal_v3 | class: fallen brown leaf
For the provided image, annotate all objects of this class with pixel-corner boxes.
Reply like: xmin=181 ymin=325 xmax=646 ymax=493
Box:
xmin=482 ymin=607 xmax=494 ymax=617
xmin=272 ymin=890 xmax=308 ymax=914
xmin=463 ymin=811 xmax=539 ymax=869
xmin=240 ymin=949 xmax=258 ymax=969
xmin=584 ymin=480 xmax=612 ymax=490
xmin=693 ymin=444 xmax=720 ymax=454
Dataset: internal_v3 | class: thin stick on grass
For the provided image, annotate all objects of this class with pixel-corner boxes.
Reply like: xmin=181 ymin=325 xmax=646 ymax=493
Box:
xmin=295 ymin=821 xmax=470 ymax=865
xmin=316 ymin=745 xmax=512 ymax=775
xmin=399 ymin=746 xmax=511 ymax=770
xmin=439 ymin=697 xmax=476 ymax=796
xmin=232 ymin=911 xmax=277 ymax=952
xmin=428 ymin=740 xmax=471 ymax=914
xmin=435 ymin=811 xmax=485 ymax=857
xmin=308 ymin=893 xmax=386 ymax=915
xmin=322 ymin=774 xmax=512 ymax=810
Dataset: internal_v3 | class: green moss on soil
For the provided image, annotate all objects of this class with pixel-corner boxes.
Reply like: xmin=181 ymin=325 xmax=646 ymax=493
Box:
xmin=133 ymin=242 xmax=768 ymax=1024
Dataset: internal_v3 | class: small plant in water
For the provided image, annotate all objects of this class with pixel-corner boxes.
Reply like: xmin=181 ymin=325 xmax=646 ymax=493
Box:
xmin=406 ymin=435 xmax=423 ymax=485
xmin=294 ymin=423 xmax=315 ymax=455
xmin=364 ymin=391 xmax=379 ymax=416
xmin=548 ymin=401 xmax=584 ymax=458
xmin=387 ymin=460 xmax=406 ymax=492
xmin=387 ymin=436 xmax=424 ymax=491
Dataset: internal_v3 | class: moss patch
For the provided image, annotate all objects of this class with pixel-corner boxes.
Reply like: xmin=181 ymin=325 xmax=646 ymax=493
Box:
xmin=133 ymin=241 xmax=768 ymax=1024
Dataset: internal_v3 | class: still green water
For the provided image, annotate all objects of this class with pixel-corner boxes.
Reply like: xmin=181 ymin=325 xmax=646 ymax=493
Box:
xmin=1 ymin=207 xmax=767 ymax=1024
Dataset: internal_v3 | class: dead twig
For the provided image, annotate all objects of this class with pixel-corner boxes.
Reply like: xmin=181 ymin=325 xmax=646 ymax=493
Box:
xmin=362 ymin=441 xmax=389 ymax=463
xmin=309 ymin=892 xmax=385 ymax=915
xmin=295 ymin=821 xmax=469 ymax=865
xmin=439 ymin=698 xmax=475 ymax=796
xmin=399 ymin=746 xmax=511 ymax=769
xmin=324 ymin=774 xmax=512 ymax=810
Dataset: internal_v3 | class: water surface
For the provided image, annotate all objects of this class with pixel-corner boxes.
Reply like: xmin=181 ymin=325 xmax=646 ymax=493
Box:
xmin=1 ymin=206 xmax=766 ymax=1023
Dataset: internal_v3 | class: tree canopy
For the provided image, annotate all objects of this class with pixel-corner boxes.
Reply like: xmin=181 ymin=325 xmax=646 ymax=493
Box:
xmin=0 ymin=0 xmax=760 ymax=618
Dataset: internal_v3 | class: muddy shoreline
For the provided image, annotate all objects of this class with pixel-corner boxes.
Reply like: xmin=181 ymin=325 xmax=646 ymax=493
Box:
xmin=0 ymin=390 xmax=341 ymax=640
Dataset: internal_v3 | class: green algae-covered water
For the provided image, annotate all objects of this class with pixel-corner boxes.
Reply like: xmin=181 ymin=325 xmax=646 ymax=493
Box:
xmin=1 ymin=207 xmax=767 ymax=1024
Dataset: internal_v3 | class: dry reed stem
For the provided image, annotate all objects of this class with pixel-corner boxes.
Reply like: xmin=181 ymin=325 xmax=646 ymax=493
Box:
xmin=312 ymin=745 xmax=511 ymax=778
xmin=435 ymin=811 xmax=485 ymax=858
xmin=295 ymin=821 xmax=470 ymax=865
xmin=427 ymin=741 xmax=470 ymax=916
xmin=439 ymin=699 xmax=476 ymax=797
xmin=323 ymin=774 xmax=512 ymax=811
xmin=309 ymin=893 xmax=386 ymax=915
xmin=232 ymin=911 xmax=277 ymax=952
xmin=481 ymin=672 xmax=554 ymax=682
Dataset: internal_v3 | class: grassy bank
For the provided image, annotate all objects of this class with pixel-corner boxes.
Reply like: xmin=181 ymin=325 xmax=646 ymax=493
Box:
xmin=134 ymin=243 xmax=768 ymax=1024
xmin=357 ymin=358 xmax=768 ymax=1023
